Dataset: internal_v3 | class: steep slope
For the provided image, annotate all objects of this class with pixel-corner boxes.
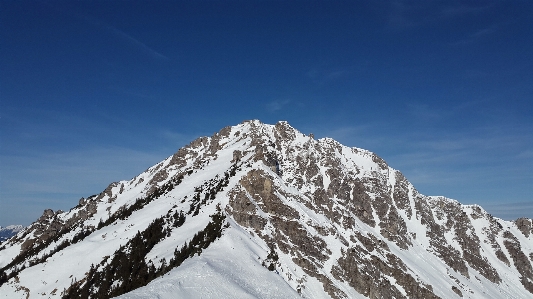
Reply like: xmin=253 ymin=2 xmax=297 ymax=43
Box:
xmin=0 ymin=120 xmax=532 ymax=299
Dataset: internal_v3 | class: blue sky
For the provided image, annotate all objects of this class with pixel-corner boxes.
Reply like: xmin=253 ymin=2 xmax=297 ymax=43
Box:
xmin=1 ymin=1 xmax=532 ymax=226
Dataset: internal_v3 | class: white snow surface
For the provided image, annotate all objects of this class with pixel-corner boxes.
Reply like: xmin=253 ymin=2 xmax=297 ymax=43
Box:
xmin=0 ymin=120 xmax=532 ymax=299
xmin=115 ymin=226 xmax=302 ymax=299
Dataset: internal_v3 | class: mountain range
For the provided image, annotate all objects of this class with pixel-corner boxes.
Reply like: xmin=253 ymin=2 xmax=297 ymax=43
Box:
xmin=0 ymin=226 xmax=24 ymax=244
xmin=0 ymin=120 xmax=532 ymax=298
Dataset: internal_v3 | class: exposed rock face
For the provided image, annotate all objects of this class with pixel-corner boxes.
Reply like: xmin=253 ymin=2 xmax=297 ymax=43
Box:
xmin=223 ymin=121 xmax=533 ymax=298
xmin=414 ymin=195 xmax=470 ymax=277
xmin=332 ymin=244 xmax=439 ymax=299
xmin=1 ymin=120 xmax=532 ymax=299
xmin=516 ymin=218 xmax=533 ymax=237
xmin=503 ymin=230 xmax=533 ymax=293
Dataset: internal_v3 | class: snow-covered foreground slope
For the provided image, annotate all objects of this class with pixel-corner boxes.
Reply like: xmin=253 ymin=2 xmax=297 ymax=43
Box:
xmin=115 ymin=226 xmax=303 ymax=299
xmin=1 ymin=120 xmax=532 ymax=299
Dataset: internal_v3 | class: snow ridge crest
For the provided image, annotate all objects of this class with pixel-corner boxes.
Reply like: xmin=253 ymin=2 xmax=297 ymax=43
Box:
xmin=1 ymin=120 xmax=532 ymax=299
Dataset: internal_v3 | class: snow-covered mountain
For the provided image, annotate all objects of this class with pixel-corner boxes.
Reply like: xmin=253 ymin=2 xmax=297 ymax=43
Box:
xmin=1 ymin=120 xmax=532 ymax=299
xmin=0 ymin=226 xmax=24 ymax=244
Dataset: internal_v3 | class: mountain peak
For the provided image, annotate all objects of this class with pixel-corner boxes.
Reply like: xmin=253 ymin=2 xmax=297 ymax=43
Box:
xmin=1 ymin=121 xmax=532 ymax=299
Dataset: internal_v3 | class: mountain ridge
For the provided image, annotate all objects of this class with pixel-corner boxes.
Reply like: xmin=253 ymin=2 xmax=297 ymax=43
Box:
xmin=0 ymin=226 xmax=24 ymax=244
xmin=0 ymin=120 xmax=532 ymax=298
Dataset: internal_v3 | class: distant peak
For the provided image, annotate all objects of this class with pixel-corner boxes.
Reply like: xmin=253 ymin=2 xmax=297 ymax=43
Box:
xmin=240 ymin=119 xmax=263 ymax=126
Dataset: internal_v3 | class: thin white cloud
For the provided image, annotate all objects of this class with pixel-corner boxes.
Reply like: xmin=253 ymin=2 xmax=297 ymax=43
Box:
xmin=461 ymin=69 xmax=490 ymax=80
xmin=60 ymin=6 xmax=170 ymax=61
xmin=1 ymin=147 xmax=165 ymax=195
xmin=450 ymin=24 xmax=499 ymax=46
xmin=388 ymin=0 xmax=416 ymax=29
xmin=406 ymin=103 xmax=443 ymax=120
xmin=384 ymin=2 xmax=496 ymax=32
xmin=483 ymin=201 xmax=533 ymax=221
xmin=109 ymin=86 xmax=156 ymax=99
xmin=306 ymin=67 xmax=349 ymax=86
xmin=0 ymin=146 xmax=168 ymax=225
xmin=471 ymin=26 xmax=497 ymax=38
xmin=105 ymin=24 xmax=169 ymax=61
xmin=440 ymin=3 xmax=494 ymax=18
xmin=517 ymin=150 xmax=533 ymax=159
xmin=267 ymin=99 xmax=291 ymax=112
xmin=406 ymin=99 xmax=492 ymax=124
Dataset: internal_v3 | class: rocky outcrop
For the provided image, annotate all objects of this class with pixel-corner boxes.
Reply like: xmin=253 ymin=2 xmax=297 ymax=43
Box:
xmin=503 ymin=230 xmax=533 ymax=292
xmin=2 ymin=120 xmax=532 ymax=299
xmin=516 ymin=218 xmax=532 ymax=238
xmin=333 ymin=233 xmax=440 ymax=299
xmin=223 ymin=121 xmax=532 ymax=298
xmin=414 ymin=196 xmax=469 ymax=277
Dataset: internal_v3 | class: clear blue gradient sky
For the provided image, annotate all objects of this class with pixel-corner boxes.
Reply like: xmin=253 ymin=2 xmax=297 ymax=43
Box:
xmin=1 ymin=1 xmax=532 ymax=226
